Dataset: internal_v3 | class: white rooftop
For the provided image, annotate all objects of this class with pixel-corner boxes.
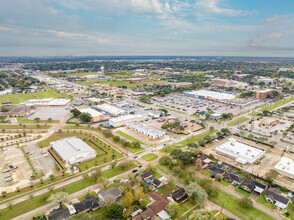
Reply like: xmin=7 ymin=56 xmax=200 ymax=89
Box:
xmin=51 ymin=137 xmax=96 ymax=161
xmin=96 ymin=104 xmax=125 ymax=115
xmin=80 ymin=108 xmax=103 ymax=117
xmin=216 ymin=138 xmax=265 ymax=164
xmin=109 ymin=114 xmax=142 ymax=123
xmin=184 ymin=90 xmax=235 ymax=100
xmin=275 ymin=157 xmax=294 ymax=176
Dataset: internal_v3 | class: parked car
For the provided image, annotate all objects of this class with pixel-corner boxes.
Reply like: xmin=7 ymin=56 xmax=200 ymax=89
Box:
xmin=132 ymin=169 xmax=138 ymax=173
xmin=4 ymin=173 xmax=11 ymax=178
xmin=2 ymin=169 xmax=9 ymax=173
xmin=5 ymin=178 xmax=13 ymax=182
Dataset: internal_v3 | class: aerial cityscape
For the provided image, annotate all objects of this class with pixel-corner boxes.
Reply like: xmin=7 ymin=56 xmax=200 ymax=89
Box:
xmin=1 ymin=1 xmax=294 ymax=220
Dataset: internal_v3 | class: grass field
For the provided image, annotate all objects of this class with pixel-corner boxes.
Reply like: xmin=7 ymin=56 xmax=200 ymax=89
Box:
xmin=78 ymin=80 xmax=169 ymax=87
xmin=141 ymin=153 xmax=158 ymax=162
xmin=1 ymin=125 xmax=51 ymax=129
xmin=116 ymin=130 xmax=146 ymax=145
xmin=0 ymin=87 xmax=71 ymax=104
xmin=234 ymin=186 xmax=252 ymax=197
xmin=215 ymin=179 xmax=231 ymax=187
xmin=0 ymin=163 xmax=136 ymax=220
xmin=16 ymin=118 xmax=59 ymax=124
xmin=160 ymin=129 xmax=217 ymax=153
xmin=209 ymin=188 xmax=276 ymax=220
xmin=227 ymin=117 xmax=249 ymax=126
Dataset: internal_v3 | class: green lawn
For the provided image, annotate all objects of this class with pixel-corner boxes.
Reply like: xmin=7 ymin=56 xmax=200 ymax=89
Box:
xmin=255 ymin=193 xmax=274 ymax=210
xmin=227 ymin=117 xmax=249 ymax=126
xmin=202 ymin=169 xmax=212 ymax=178
xmin=0 ymin=163 xmax=136 ymax=220
xmin=160 ymin=129 xmax=217 ymax=153
xmin=116 ymin=130 xmax=146 ymax=145
xmin=1 ymin=125 xmax=51 ymax=129
xmin=214 ymin=212 xmax=229 ymax=220
xmin=215 ymin=179 xmax=231 ymax=187
xmin=234 ymin=186 xmax=252 ymax=197
xmin=141 ymin=153 xmax=158 ymax=162
xmin=0 ymin=87 xmax=71 ymax=104
xmin=16 ymin=118 xmax=59 ymax=124
xmin=209 ymin=188 xmax=276 ymax=220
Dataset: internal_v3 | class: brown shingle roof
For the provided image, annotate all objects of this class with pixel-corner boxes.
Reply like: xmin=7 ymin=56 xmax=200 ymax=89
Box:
xmin=147 ymin=192 xmax=169 ymax=214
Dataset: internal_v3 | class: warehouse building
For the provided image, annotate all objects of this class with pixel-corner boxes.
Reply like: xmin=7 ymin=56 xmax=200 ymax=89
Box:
xmin=79 ymin=108 xmax=104 ymax=122
xmin=109 ymin=114 xmax=143 ymax=127
xmin=96 ymin=104 xmax=125 ymax=116
xmin=274 ymin=157 xmax=294 ymax=179
xmin=24 ymin=98 xmax=71 ymax=106
xmin=184 ymin=90 xmax=235 ymax=101
xmin=50 ymin=137 xmax=97 ymax=166
xmin=216 ymin=138 xmax=265 ymax=165
xmin=126 ymin=121 xmax=165 ymax=139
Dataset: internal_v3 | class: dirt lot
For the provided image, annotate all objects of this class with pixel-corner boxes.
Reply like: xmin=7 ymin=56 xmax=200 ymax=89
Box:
xmin=203 ymin=135 xmax=283 ymax=178
xmin=0 ymin=146 xmax=33 ymax=193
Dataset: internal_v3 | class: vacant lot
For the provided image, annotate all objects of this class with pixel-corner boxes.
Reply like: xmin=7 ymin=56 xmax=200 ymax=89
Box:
xmin=227 ymin=116 xmax=249 ymax=126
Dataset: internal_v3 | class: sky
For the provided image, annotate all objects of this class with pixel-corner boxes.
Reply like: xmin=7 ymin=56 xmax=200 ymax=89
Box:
xmin=0 ymin=0 xmax=294 ymax=57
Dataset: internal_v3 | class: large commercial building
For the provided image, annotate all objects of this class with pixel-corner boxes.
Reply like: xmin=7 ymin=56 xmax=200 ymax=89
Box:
xmin=96 ymin=104 xmax=125 ymax=116
xmin=109 ymin=114 xmax=143 ymax=127
xmin=126 ymin=121 xmax=165 ymax=139
xmin=256 ymin=89 xmax=282 ymax=100
xmin=184 ymin=90 xmax=235 ymax=101
xmin=211 ymin=79 xmax=247 ymax=89
xmin=216 ymin=138 xmax=265 ymax=165
xmin=79 ymin=108 xmax=104 ymax=122
xmin=51 ymin=137 xmax=97 ymax=166
xmin=256 ymin=78 xmax=274 ymax=85
xmin=24 ymin=98 xmax=71 ymax=106
xmin=274 ymin=157 xmax=294 ymax=179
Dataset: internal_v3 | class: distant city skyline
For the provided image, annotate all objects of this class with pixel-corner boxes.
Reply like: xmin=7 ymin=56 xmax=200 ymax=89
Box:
xmin=1 ymin=0 xmax=294 ymax=57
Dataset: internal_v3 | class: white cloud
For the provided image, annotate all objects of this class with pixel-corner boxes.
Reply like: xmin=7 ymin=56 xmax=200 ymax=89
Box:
xmin=194 ymin=0 xmax=251 ymax=16
xmin=260 ymin=32 xmax=283 ymax=42
xmin=263 ymin=15 xmax=280 ymax=23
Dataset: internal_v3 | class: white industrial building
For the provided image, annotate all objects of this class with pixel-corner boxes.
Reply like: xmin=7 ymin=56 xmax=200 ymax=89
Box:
xmin=51 ymin=137 xmax=97 ymax=166
xmin=184 ymin=90 xmax=235 ymax=100
xmin=126 ymin=121 xmax=165 ymax=139
xmin=274 ymin=157 xmax=294 ymax=179
xmin=109 ymin=114 xmax=143 ymax=127
xmin=216 ymin=138 xmax=265 ymax=164
xmin=96 ymin=104 xmax=125 ymax=116
xmin=24 ymin=98 xmax=71 ymax=106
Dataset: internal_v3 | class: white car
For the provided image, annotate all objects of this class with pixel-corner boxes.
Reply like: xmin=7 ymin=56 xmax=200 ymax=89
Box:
xmin=5 ymin=177 xmax=13 ymax=182
xmin=4 ymin=173 xmax=11 ymax=178
xmin=2 ymin=169 xmax=9 ymax=173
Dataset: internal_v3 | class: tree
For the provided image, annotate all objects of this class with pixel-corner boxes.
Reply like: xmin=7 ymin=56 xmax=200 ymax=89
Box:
xmin=78 ymin=113 xmax=91 ymax=122
xmin=48 ymin=192 xmax=70 ymax=207
xmin=34 ymin=117 xmax=40 ymax=123
xmin=209 ymin=126 xmax=214 ymax=131
xmin=49 ymin=174 xmax=55 ymax=180
xmin=111 ymin=161 xmax=117 ymax=169
xmin=188 ymin=143 xmax=198 ymax=148
xmin=188 ymin=210 xmax=214 ymax=220
xmin=166 ymin=202 xmax=179 ymax=218
xmin=146 ymin=163 xmax=157 ymax=173
xmin=101 ymin=177 xmax=109 ymax=189
xmin=166 ymin=177 xmax=176 ymax=192
xmin=239 ymin=197 xmax=253 ymax=209
xmin=124 ymin=191 xmax=134 ymax=207
xmin=195 ymin=158 xmax=203 ymax=170
xmin=48 ymin=118 xmax=52 ymax=123
xmin=71 ymin=108 xmax=81 ymax=117
xmin=1 ymin=191 xmax=6 ymax=198
xmin=133 ymin=183 xmax=144 ymax=201
xmin=187 ymin=182 xmax=208 ymax=207
xmin=107 ymin=204 xmax=123 ymax=219
xmin=215 ymin=173 xmax=223 ymax=181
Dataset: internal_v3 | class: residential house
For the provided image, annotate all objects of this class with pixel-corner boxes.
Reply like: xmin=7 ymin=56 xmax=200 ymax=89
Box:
xmin=209 ymin=164 xmax=226 ymax=178
xmin=97 ymin=187 xmax=122 ymax=202
xmin=241 ymin=178 xmax=267 ymax=194
xmin=223 ymin=172 xmax=245 ymax=185
xmin=133 ymin=192 xmax=169 ymax=220
xmin=171 ymin=188 xmax=189 ymax=203
xmin=152 ymin=178 xmax=163 ymax=188
xmin=141 ymin=170 xmax=154 ymax=182
xmin=265 ymin=187 xmax=290 ymax=210
xmin=47 ymin=207 xmax=71 ymax=220
xmin=73 ymin=195 xmax=99 ymax=213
